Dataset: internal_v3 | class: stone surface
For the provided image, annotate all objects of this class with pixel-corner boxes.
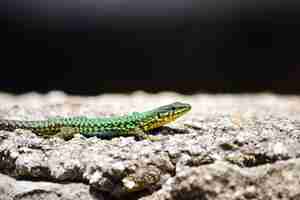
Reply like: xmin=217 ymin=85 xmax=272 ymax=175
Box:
xmin=141 ymin=159 xmax=300 ymax=200
xmin=0 ymin=92 xmax=300 ymax=199
xmin=0 ymin=173 xmax=98 ymax=200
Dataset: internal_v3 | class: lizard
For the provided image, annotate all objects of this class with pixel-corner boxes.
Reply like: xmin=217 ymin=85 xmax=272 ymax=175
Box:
xmin=0 ymin=102 xmax=191 ymax=140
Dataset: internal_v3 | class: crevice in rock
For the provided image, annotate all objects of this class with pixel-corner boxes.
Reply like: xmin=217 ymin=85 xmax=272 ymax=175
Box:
xmin=225 ymin=153 xmax=291 ymax=168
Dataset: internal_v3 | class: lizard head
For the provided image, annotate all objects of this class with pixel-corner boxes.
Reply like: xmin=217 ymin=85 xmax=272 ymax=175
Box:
xmin=154 ymin=102 xmax=191 ymax=120
xmin=141 ymin=102 xmax=191 ymax=131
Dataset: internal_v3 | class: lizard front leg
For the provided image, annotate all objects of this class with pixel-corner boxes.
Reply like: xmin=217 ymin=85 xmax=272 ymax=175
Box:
xmin=55 ymin=127 xmax=80 ymax=140
xmin=131 ymin=128 xmax=161 ymax=141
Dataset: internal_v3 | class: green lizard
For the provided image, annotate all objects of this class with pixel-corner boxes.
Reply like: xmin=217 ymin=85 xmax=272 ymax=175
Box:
xmin=0 ymin=102 xmax=191 ymax=140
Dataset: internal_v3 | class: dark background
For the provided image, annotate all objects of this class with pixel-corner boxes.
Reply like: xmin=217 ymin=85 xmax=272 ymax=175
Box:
xmin=1 ymin=0 xmax=300 ymax=94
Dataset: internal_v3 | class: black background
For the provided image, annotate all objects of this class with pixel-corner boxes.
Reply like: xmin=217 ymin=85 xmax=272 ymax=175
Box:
xmin=1 ymin=1 xmax=300 ymax=94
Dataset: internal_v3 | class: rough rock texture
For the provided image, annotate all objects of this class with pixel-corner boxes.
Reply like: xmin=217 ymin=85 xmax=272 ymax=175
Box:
xmin=1 ymin=91 xmax=300 ymax=200
xmin=140 ymin=159 xmax=300 ymax=200
xmin=0 ymin=173 xmax=97 ymax=200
